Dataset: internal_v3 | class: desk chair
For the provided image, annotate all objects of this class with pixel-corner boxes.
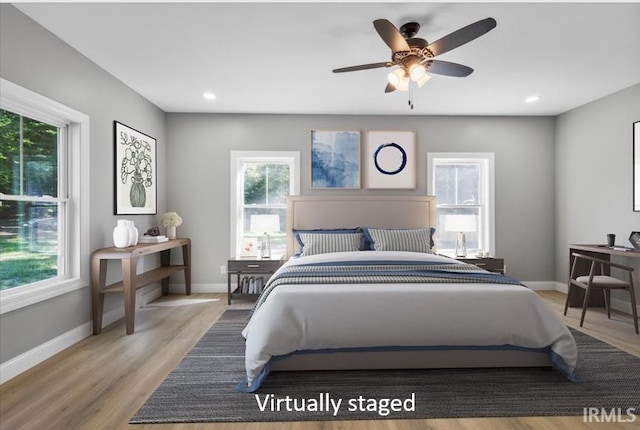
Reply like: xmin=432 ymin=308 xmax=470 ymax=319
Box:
xmin=564 ymin=253 xmax=639 ymax=334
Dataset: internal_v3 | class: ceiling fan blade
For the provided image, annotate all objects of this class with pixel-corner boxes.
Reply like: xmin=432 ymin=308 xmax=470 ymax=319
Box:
xmin=384 ymin=82 xmax=396 ymax=93
xmin=424 ymin=60 xmax=474 ymax=77
xmin=373 ymin=19 xmax=411 ymax=53
xmin=427 ymin=17 xmax=496 ymax=57
xmin=332 ymin=62 xmax=392 ymax=73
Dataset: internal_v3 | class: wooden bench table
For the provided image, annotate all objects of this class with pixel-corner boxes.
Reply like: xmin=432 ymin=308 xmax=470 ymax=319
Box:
xmin=91 ymin=238 xmax=191 ymax=335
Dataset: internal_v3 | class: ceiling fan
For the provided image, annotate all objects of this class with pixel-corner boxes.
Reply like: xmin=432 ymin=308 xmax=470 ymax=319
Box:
xmin=333 ymin=17 xmax=497 ymax=93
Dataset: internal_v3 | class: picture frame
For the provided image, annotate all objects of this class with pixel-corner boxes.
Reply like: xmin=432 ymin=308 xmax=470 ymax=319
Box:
xmin=365 ymin=130 xmax=416 ymax=189
xmin=114 ymin=121 xmax=157 ymax=215
xmin=634 ymin=121 xmax=639 ymax=212
xmin=240 ymin=238 xmax=258 ymax=257
xmin=311 ymin=130 xmax=360 ymax=189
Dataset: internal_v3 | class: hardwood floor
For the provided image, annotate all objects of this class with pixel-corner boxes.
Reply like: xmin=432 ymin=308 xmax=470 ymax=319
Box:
xmin=1 ymin=291 xmax=638 ymax=430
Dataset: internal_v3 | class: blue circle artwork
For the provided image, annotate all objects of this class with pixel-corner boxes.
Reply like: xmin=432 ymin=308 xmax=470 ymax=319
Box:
xmin=373 ymin=142 xmax=407 ymax=175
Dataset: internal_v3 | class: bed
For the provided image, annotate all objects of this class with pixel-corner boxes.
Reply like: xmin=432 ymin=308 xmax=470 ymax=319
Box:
xmin=236 ymin=195 xmax=578 ymax=392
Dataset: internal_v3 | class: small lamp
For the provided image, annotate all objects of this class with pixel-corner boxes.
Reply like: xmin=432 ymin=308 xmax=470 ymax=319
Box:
xmin=444 ymin=215 xmax=477 ymax=257
xmin=249 ymin=214 xmax=280 ymax=258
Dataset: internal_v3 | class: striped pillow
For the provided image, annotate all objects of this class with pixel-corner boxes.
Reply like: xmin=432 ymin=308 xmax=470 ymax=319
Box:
xmin=297 ymin=232 xmax=363 ymax=257
xmin=293 ymin=228 xmax=359 ymax=256
xmin=363 ymin=228 xmax=435 ymax=253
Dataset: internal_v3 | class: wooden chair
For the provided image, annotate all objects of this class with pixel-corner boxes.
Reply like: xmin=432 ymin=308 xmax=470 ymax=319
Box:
xmin=564 ymin=252 xmax=639 ymax=334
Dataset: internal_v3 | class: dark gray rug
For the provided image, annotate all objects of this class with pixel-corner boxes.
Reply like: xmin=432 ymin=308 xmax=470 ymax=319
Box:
xmin=130 ymin=309 xmax=640 ymax=424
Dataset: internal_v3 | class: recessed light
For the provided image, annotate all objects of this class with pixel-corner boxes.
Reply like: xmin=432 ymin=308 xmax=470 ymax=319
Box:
xmin=203 ymin=92 xmax=217 ymax=100
xmin=524 ymin=95 xmax=540 ymax=103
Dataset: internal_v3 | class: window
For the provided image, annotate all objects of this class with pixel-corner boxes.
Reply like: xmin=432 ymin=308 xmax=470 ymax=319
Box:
xmin=427 ymin=153 xmax=495 ymax=256
xmin=0 ymin=79 xmax=89 ymax=313
xmin=230 ymin=151 xmax=300 ymax=258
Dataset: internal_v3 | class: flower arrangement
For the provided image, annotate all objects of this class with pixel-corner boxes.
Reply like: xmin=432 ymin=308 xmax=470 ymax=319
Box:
xmin=160 ymin=211 xmax=183 ymax=228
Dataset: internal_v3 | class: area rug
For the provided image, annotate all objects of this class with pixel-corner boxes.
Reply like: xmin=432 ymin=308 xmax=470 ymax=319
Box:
xmin=130 ymin=309 xmax=640 ymax=424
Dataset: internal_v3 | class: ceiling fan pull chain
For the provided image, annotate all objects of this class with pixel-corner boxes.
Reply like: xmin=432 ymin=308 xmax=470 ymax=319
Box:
xmin=408 ymin=86 xmax=414 ymax=110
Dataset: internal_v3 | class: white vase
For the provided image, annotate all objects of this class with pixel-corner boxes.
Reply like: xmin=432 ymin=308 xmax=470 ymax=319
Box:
xmin=166 ymin=225 xmax=176 ymax=239
xmin=127 ymin=220 xmax=139 ymax=246
xmin=113 ymin=220 xmax=130 ymax=248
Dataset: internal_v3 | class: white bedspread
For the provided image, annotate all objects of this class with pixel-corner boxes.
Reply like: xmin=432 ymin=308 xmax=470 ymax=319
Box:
xmin=240 ymin=251 xmax=578 ymax=391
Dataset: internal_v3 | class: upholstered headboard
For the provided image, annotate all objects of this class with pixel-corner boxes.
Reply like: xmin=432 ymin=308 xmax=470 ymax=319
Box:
xmin=285 ymin=195 xmax=437 ymax=258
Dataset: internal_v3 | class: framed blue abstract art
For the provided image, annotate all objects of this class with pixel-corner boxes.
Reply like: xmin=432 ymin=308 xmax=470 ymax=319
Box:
xmin=311 ymin=130 xmax=361 ymax=189
xmin=365 ymin=130 xmax=416 ymax=189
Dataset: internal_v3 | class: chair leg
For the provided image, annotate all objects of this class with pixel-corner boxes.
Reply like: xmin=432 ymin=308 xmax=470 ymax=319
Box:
xmin=580 ymin=286 xmax=592 ymax=328
xmin=627 ymin=286 xmax=639 ymax=335
xmin=603 ymin=289 xmax=611 ymax=319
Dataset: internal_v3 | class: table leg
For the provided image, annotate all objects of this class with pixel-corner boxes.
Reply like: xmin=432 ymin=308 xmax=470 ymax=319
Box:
xmin=91 ymin=258 xmax=108 ymax=335
xmin=182 ymin=241 xmax=191 ymax=295
xmin=160 ymin=249 xmax=171 ymax=295
xmin=227 ymin=271 xmax=232 ymax=305
xmin=122 ymin=257 xmax=138 ymax=335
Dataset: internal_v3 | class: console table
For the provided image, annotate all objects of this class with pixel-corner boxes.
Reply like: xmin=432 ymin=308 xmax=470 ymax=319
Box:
xmin=568 ymin=244 xmax=640 ymax=308
xmin=91 ymin=238 xmax=191 ymax=335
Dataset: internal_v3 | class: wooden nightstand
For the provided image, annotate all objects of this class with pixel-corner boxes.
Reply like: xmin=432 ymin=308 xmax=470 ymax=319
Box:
xmin=227 ymin=257 xmax=284 ymax=304
xmin=456 ymin=257 xmax=505 ymax=274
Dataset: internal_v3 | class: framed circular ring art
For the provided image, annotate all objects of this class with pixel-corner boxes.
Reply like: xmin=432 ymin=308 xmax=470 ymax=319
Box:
xmin=366 ymin=130 xmax=416 ymax=189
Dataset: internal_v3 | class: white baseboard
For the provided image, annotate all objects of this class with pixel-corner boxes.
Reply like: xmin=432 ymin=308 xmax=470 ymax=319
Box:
xmin=169 ymin=283 xmax=227 ymax=294
xmin=0 ymin=320 xmax=90 ymax=384
xmin=522 ymin=281 xmax=558 ymax=291
xmin=0 ymin=284 xmax=162 ymax=385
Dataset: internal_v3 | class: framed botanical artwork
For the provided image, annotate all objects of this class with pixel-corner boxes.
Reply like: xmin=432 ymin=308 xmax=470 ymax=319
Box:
xmin=311 ymin=130 xmax=360 ymax=189
xmin=365 ymin=130 xmax=416 ymax=189
xmin=114 ymin=121 xmax=157 ymax=215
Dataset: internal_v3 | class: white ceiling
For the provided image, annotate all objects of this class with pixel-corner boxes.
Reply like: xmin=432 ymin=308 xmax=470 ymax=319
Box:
xmin=14 ymin=2 xmax=640 ymax=116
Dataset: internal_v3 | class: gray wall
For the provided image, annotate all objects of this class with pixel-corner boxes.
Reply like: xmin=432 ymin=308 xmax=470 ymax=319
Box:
xmin=555 ymin=84 xmax=640 ymax=304
xmin=166 ymin=114 xmax=556 ymax=285
xmin=0 ymin=5 xmax=167 ymax=363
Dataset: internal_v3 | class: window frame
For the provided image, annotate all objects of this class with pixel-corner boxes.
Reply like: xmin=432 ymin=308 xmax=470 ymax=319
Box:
xmin=0 ymin=78 xmax=90 ymax=314
xmin=427 ymin=152 xmax=495 ymax=256
xmin=229 ymin=151 xmax=300 ymax=257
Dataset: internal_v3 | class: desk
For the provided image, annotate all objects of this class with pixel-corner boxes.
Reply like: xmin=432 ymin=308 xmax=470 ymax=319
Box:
xmin=568 ymin=244 xmax=640 ymax=308
xmin=91 ymin=238 xmax=191 ymax=335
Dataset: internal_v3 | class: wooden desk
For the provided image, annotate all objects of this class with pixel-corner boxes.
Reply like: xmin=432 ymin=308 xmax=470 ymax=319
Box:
xmin=568 ymin=244 xmax=640 ymax=308
xmin=91 ymin=238 xmax=191 ymax=335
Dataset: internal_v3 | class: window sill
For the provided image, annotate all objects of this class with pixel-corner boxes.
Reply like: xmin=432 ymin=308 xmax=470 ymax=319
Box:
xmin=0 ymin=276 xmax=87 ymax=315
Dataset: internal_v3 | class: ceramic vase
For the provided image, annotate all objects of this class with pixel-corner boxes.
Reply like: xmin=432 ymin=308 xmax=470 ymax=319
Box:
xmin=166 ymin=225 xmax=177 ymax=239
xmin=127 ymin=220 xmax=139 ymax=246
xmin=113 ymin=220 xmax=130 ymax=248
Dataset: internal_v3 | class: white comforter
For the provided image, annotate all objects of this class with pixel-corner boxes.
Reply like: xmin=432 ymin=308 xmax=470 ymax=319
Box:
xmin=240 ymin=251 xmax=578 ymax=391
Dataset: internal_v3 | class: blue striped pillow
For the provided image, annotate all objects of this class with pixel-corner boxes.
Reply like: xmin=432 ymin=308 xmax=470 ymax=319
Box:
xmin=293 ymin=228 xmax=359 ymax=256
xmin=297 ymin=232 xmax=363 ymax=257
xmin=362 ymin=228 xmax=435 ymax=253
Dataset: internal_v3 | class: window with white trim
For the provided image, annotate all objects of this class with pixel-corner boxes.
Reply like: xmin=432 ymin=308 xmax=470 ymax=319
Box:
xmin=427 ymin=153 xmax=495 ymax=257
xmin=230 ymin=151 xmax=300 ymax=258
xmin=0 ymin=79 xmax=89 ymax=313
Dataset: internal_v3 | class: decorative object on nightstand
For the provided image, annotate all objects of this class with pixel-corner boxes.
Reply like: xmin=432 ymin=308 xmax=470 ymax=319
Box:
xmin=249 ymin=214 xmax=280 ymax=259
xmin=227 ymin=257 xmax=283 ymax=304
xmin=445 ymin=214 xmax=477 ymax=257
xmin=161 ymin=211 xmax=182 ymax=239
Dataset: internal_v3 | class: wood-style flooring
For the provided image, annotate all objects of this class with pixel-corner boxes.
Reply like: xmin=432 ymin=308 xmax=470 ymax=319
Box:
xmin=0 ymin=291 xmax=638 ymax=430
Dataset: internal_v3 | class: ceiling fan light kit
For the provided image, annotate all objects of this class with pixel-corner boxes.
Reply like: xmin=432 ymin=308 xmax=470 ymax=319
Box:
xmin=333 ymin=16 xmax=497 ymax=104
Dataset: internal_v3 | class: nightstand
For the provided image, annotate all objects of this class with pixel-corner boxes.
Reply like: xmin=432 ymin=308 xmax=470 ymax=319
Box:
xmin=456 ymin=257 xmax=505 ymax=274
xmin=227 ymin=257 xmax=284 ymax=304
